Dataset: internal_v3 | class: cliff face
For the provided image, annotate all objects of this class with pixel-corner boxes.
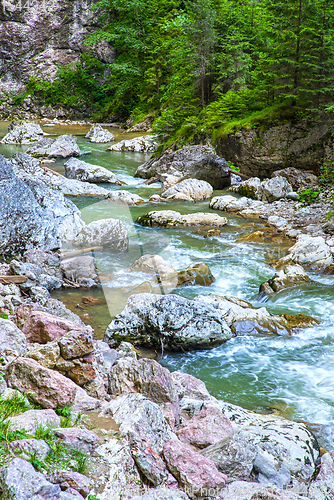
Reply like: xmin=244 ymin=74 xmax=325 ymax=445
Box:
xmin=215 ymin=120 xmax=334 ymax=178
xmin=0 ymin=0 xmax=114 ymax=92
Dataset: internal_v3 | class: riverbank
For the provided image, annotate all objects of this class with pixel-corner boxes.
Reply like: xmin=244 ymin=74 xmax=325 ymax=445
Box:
xmin=0 ymin=120 xmax=334 ymax=499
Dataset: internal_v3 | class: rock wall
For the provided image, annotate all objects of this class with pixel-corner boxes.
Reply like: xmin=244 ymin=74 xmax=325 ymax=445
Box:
xmin=0 ymin=0 xmax=114 ymax=118
xmin=215 ymin=119 xmax=334 ymax=178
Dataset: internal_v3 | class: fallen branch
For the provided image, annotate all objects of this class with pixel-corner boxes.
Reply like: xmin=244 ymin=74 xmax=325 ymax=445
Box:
xmin=60 ymin=246 xmax=103 ymax=260
xmin=0 ymin=276 xmax=28 ymax=284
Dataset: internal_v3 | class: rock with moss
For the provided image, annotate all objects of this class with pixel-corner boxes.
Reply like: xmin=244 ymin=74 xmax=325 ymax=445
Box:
xmin=104 ymin=293 xmax=232 ymax=351
xmin=177 ymin=262 xmax=214 ymax=287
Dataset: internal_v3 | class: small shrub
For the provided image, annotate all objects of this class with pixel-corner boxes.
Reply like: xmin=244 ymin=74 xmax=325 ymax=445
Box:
xmin=298 ymin=188 xmax=320 ymax=206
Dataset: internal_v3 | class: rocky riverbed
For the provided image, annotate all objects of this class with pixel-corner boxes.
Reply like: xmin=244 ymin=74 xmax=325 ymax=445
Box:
xmin=0 ymin=120 xmax=334 ymax=499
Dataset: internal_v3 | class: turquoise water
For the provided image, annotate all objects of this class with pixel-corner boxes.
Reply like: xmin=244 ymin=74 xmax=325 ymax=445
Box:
xmin=1 ymin=122 xmax=334 ymax=425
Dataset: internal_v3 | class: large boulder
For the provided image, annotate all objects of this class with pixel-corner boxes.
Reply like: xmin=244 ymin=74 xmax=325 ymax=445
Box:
xmin=308 ymin=452 xmax=334 ymax=500
xmin=0 ymin=318 xmax=27 ymax=355
xmin=85 ymin=124 xmax=115 ymax=143
xmin=135 ymin=145 xmax=230 ymax=190
xmin=276 ymin=235 xmax=333 ymax=271
xmin=9 ymin=153 xmax=85 ymax=243
xmin=210 ymin=194 xmax=267 ymax=217
xmin=72 ymin=218 xmax=128 ymax=251
xmin=161 ymin=179 xmax=213 ymax=202
xmin=60 ymin=255 xmax=97 ymax=286
xmin=21 ymin=310 xmax=90 ymax=343
xmin=6 ymin=357 xmax=77 ymax=408
xmin=163 ymin=438 xmax=227 ymax=498
xmin=108 ymin=135 xmax=158 ymax=152
xmin=177 ymin=262 xmax=215 ymax=287
xmin=53 ymin=427 xmax=99 ymax=454
xmin=0 ymin=155 xmax=59 ymax=254
xmin=104 ymin=293 xmax=232 ymax=351
xmin=64 ymin=157 xmax=121 ymax=184
xmin=26 ymin=134 xmax=81 ymax=158
xmin=137 ymin=210 xmax=228 ymax=228
xmin=1 ymin=120 xmax=44 ymax=144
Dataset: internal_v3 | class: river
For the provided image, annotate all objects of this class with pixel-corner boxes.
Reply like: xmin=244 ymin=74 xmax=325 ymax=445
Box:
xmin=1 ymin=121 xmax=334 ymax=427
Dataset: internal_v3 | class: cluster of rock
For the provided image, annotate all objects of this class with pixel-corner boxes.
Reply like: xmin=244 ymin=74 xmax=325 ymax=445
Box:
xmin=136 ymin=145 xmax=231 ymax=190
xmin=0 ymin=313 xmax=332 ymax=500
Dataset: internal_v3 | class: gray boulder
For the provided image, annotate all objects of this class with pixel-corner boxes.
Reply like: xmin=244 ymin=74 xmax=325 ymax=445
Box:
xmin=0 ymin=458 xmax=64 ymax=500
xmin=161 ymin=178 xmax=213 ymax=202
xmin=107 ymin=190 xmax=144 ymax=205
xmin=64 ymin=157 xmax=121 ymax=184
xmin=271 ymin=167 xmax=317 ymax=191
xmin=136 ymin=210 xmax=228 ymax=228
xmin=26 ymin=134 xmax=81 ymax=158
xmin=1 ymin=121 xmax=44 ymax=144
xmin=230 ymin=175 xmax=294 ymax=202
xmin=135 ymin=145 xmax=230 ymax=190
xmin=100 ymin=393 xmax=174 ymax=454
xmin=0 ymin=318 xmax=27 ymax=356
xmin=276 ymin=234 xmax=333 ymax=271
xmin=104 ymin=293 xmax=232 ymax=351
xmin=0 ymin=155 xmax=59 ymax=254
xmin=85 ymin=124 xmax=115 ymax=143
xmin=6 ymin=409 xmax=60 ymax=434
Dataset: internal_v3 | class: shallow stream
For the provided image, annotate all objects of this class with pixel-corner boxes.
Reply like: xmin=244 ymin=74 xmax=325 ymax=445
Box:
xmin=1 ymin=122 xmax=334 ymax=426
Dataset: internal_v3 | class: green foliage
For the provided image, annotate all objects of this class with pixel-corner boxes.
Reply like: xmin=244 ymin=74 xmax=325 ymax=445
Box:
xmin=0 ymin=390 xmax=32 ymax=420
xmin=298 ymin=188 xmax=320 ymax=206
xmin=319 ymin=155 xmax=334 ymax=186
xmin=0 ymin=312 xmax=8 ymax=319
xmin=88 ymin=495 xmax=101 ymax=500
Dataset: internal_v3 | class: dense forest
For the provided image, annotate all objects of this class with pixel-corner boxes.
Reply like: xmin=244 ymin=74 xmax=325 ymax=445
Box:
xmin=22 ymin=0 xmax=334 ymax=149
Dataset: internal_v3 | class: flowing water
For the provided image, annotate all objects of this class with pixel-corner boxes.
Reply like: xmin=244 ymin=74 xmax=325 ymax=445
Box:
xmin=1 ymin=122 xmax=334 ymax=426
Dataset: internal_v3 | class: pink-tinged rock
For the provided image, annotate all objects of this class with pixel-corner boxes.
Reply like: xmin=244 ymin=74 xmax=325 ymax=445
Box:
xmin=22 ymin=310 xmax=85 ymax=344
xmin=49 ymin=469 xmax=92 ymax=498
xmin=176 ymin=407 xmax=234 ymax=449
xmin=5 ymin=357 xmax=77 ymax=408
xmin=66 ymin=360 xmax=97 ymax=386
xmin=131 ymin=438 xmax=167 ymax=486
xmin=163 ymin=438 xmax=227 ymax=498
xmin=54 ymin=427 xmax=99 ymax=454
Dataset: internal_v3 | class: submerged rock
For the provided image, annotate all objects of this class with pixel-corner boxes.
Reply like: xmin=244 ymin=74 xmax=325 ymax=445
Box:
xmin=177 ymin=262 xmax=214 ymax=287
xmin=196 ymin=294 xmax=291 ymax=336
xmin=161 ymin=179 xmax=213 ymax=202
xmin=104 ymin=293 xmax=232 ymax=351
xmin=131 ymin=254 xmax=177 ymax=278
xmin=72 ymin=218 xmax=128 ymax=251
xmin=85 ymin=124 xmax=115 ymax=143
xmin=1 ymin=120 xmax=44 ymax=144
xmin=108 ymin=135 xmax=158 ymax=152
xmin=64 ymin=157 xmax=121 ymax=184
xmin=137 ymin=210 xmax=228 ymax=228
xmin=26 ymin=134 xmax=81 ymax=158
xmin=135 ymin=145 xmax=230 ymax=190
